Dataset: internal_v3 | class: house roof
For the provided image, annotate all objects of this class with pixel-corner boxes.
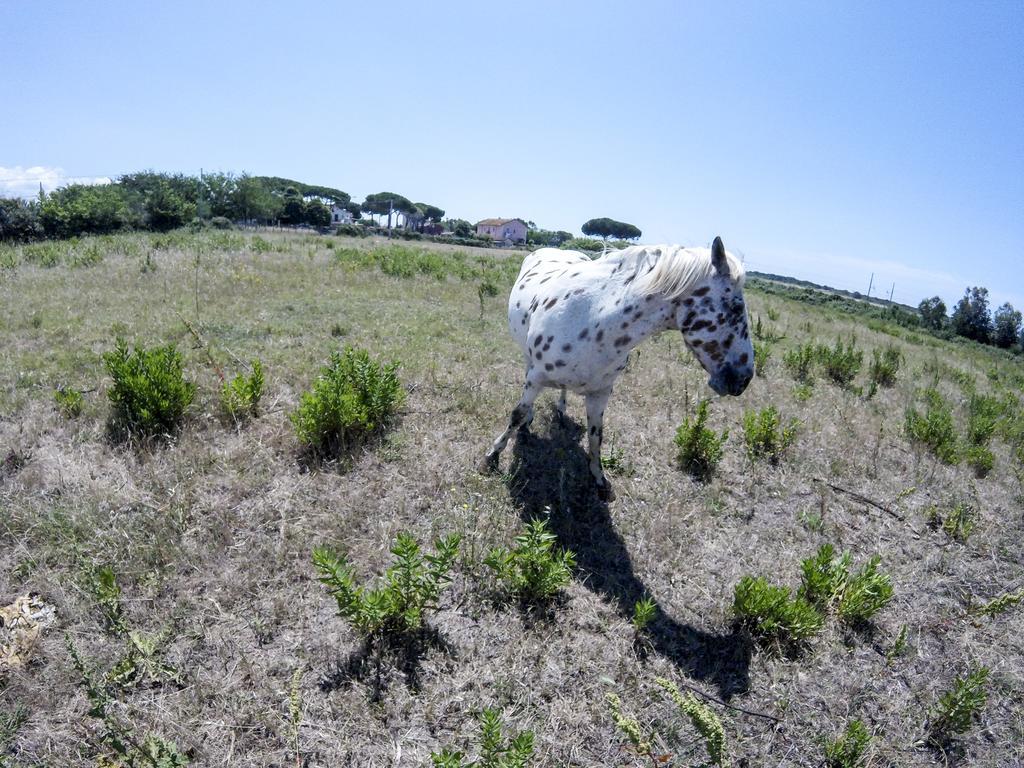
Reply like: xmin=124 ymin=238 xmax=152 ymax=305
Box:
xmin=476 ymin=218 xmax=526 ymax=227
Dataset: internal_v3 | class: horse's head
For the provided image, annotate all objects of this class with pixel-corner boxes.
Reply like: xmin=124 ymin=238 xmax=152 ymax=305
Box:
xmin=675 ymin=237 xmax=754 ymax=396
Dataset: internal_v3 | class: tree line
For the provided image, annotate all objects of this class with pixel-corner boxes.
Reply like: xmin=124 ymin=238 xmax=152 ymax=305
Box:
xmin=919 ymin=288 xmax=1023 ymax=352
xmin=0 ymin=172 xmax=450 ymax=241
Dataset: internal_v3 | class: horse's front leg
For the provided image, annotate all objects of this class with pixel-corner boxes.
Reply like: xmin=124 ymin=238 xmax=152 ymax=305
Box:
xmin=479 ymin=377 xmax=540 ymax=473
xmin=585 ymin=389 xmax=614 ymax=501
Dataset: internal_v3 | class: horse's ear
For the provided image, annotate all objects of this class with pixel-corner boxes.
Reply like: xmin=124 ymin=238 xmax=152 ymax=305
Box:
xmin=711 ymin=236 xmax=728 ymax=275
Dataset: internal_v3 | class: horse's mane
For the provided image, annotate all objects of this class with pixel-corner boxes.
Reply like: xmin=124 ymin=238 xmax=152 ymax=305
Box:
xmin=605 ymin=244 xmax=746 ymax=299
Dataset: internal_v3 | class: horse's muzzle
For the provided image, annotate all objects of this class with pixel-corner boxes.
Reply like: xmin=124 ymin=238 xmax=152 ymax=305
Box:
xmin=709 ymin=364 xmax=753 ymax=396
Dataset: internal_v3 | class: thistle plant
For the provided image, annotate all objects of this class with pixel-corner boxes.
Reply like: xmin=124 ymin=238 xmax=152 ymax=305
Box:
xmin=655 ymin=677 xmax=729 ymax=767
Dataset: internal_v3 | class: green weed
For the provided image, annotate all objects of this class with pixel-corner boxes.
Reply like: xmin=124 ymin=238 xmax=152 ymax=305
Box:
xmin=976 ymin=587 xmax=1024 ymax=619
xmin=926 ymin=501 xmax=976 ymax=543
xmin=221 ymin=359 xmax=264 ymax=422
xmin=291 ymin=346 xmax=404 ymax=457
xmin=54 ymin=385 xmax=84 ymax=418
xmin=484 ymin=518 xmax=575 ymax=604
xmin=431 ymin=708 xmax=535 ymax=767
xmin=655 ymin=677 xmax=729 ymax=767
xmin=868 ymin=344 xmax=903 ymax=388
xmin=103 ymin=339 xmax=195 ymax=439
xmin=783 ymin=342 xmax=816 ymax=384
xmin=753 ymin=342 xmax=772 ymax=376
xmin=313 ymin=531 xmax=460 ymax=640
xmin=905 ymin=388 xmax=960 ymax=464
xmin=817 ymin=337 xmax=863 ymax=387
xmin=733 ymin=576 xmax=823 ymax=648
xmin=632 ymin=596 xmax=657 ymax=633
xmin=742 ymin=406 xmax=798 ymax=464
xmin=823 ymin=719 xmax=871 ymax=768
xmin=927 ymin=666 xmax=990 ymax=747
xmin=798 ymin=545 xmax=894 ymax=625
xmin=674 ymin=399 xmax=728 ymax=480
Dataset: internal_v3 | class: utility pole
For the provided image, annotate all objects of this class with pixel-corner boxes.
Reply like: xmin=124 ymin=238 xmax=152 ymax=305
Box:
xmin=888 ymin=283 xmax=895 ymax=303
xmin=866 ymin=272 xmax=874 ymax=299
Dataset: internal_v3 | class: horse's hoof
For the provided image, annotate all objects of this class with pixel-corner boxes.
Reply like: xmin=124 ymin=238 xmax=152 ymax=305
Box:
xmin=597 ymin=482 xmax=616 ymax=502
xmin=478 ymin=454 xmax=499 ymax=474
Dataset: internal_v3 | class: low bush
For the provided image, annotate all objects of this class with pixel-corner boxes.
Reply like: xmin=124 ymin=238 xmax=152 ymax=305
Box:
xmin=291 ymin=346 xmax=404 ymax=456
xmin=431 ymin=709 xmax=535 ymax=768
xmin=927 ymin=666 xmax=990 ymax=747
xmin=221 ymin=359 xmax=264 ymax=422
xmin=209 ymin=216 xmax=232 ymax=229
xmin=783 ymin=342 xmax=816 ymax=384
xmin=798 ymin=544 xmax=893 ymax=625
xmin=868 ymin=344 xmax=903 ymax=388
xmin=733 ymin=575 xmax=823 ymax=647
xmin=824 ymin=719 xmax=871 ymax=768
xmin=742 ymin=406 xmax=798 ymax=464
xmin=313 ymin=531 xmax=460 ymax=641
xmin=484 ymin=518 xmax=575 ymax=603
xmin=905 ymin=388 xmax=960 ymax=464
xmin=674 ymin=399 xmax=728 ymax=480
xmin=817 ymin=337 xmax=863 ymax=387
xmin=103 ymin=339 xmax=195 ymax=439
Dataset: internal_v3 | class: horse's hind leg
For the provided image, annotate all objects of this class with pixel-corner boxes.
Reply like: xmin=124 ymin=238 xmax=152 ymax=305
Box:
xmin=479 ymin=377 xmax=540 ymax=473
xmin=585 ymin=389 xmax=615 ymax=501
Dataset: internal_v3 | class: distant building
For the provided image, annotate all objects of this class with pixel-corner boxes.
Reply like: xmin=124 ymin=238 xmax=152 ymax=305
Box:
xmin=476 ymin=218 xmax=527 ymax=244
xmin=330 ymin=204 xmax=353 ymax=225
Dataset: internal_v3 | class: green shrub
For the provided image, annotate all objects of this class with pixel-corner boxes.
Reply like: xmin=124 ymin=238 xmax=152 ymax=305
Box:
xmin=54 ymin=386 xmax=84 ymax=418
xmin=655 ymin=677 xmax=729 ymax=767
xmin=798 ymin=545 xmax=893 ymax=625
xmin=817 ymin=337 xmax=863 ymax=387
xmin=674 ymin=399 xmax=728 ymax=479
xmin=905 ymin=388 xmax=960 ymax=464
xmin=928 ymin=666 xmax=990 ymax=747
xmin=431 ymin=708 xmax=535 ymax=768
xmin=103 ymin=339 xmax=195 ymax=439
xmin=926 ymin=501 xmax=976 ymax=542
xmin=836 ymin=556 xmax=894 ymax=625
xmin=753 ymin=342 xmax=772 ymax=375
xmin=868 ymin=345 xmax=903 ymax=388
xmin=291 ymin=347 xmax=404 ymax=455
xmin=783 ymin=342 xmax=816 ymax=384
xmin=733 ymin=575 xmax=823 ymax=647
xmin=312 ymin=531 xmax=460 ymax=640
xmin=209 ymin=216 xmax=232 ymax=229
xmin=823 ymin=719 xmax=871 ymax=768
xmin=484 ymin=518 xmax=575 ymax=603
xmin=742 ymin=406 xmax=797 ymax=463
xmin=965 ymin=444 xmax=995 ymax=478
xmin=221 ymin=359 xmax=264 ymax=421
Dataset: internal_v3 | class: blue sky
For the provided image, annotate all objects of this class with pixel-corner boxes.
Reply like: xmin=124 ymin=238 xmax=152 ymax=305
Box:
xmin=2 ymin=1 xmax=1022 ymax=310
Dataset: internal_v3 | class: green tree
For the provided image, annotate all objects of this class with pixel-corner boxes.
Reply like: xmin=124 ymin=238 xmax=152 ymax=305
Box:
xmin=951 ymin=287 xmax=993 ymax=344
xmin=201 ymin=172 xmax=239 ymax=218
xmin=280 ymin=186 xmax=305 ymax=225
xmin=0 ymin=197 xmax=42 ymax=241
xmin=232 ymin=174 xmax=281 ymax=222
xmin=40 ymin=184 xmax=133 ymax=237
xmin=304 ymin=199 xmax=331 ymax=228
xmin=145 ymin=180 xmax=196 ymax=231
xmin=993 ymin=302 xmax=1022 ymax=349
xmin=362 ymin=192 xmax=415 ymax=228
xmin=582 ymin=217 xmax=642 ymax=241
xmin=918 ymin=296 xmax=947 ymax=330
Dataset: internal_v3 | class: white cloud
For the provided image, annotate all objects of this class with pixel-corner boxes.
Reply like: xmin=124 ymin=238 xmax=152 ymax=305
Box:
xmin=0 ymin=166 xmax=111 ymax=199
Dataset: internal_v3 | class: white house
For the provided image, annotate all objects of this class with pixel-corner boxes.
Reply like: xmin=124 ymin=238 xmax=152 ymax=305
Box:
xmin=330 ymin=204 xmax=354 ymax=225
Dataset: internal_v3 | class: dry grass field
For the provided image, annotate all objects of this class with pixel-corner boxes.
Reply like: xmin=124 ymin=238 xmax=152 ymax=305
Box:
xmin=1 ymin=229 xmax=1022 ymax=767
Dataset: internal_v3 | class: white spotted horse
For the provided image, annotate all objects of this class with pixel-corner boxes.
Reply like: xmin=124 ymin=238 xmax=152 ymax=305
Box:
xmin=480 ymin=236 xmax=754 ymax=501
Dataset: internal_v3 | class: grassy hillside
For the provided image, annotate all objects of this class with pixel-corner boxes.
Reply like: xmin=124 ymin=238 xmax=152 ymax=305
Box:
xmin=1 ymin=230 xmax=1021 ymax=766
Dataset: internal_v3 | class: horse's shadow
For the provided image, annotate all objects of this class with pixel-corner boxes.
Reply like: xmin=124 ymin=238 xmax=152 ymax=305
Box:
xmin=507 ymin=412 xmax=751 ymax=699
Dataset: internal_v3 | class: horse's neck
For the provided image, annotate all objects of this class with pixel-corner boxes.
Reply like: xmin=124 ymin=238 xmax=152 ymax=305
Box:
xmin=610 ymin=278 xmax=679 ymax=347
